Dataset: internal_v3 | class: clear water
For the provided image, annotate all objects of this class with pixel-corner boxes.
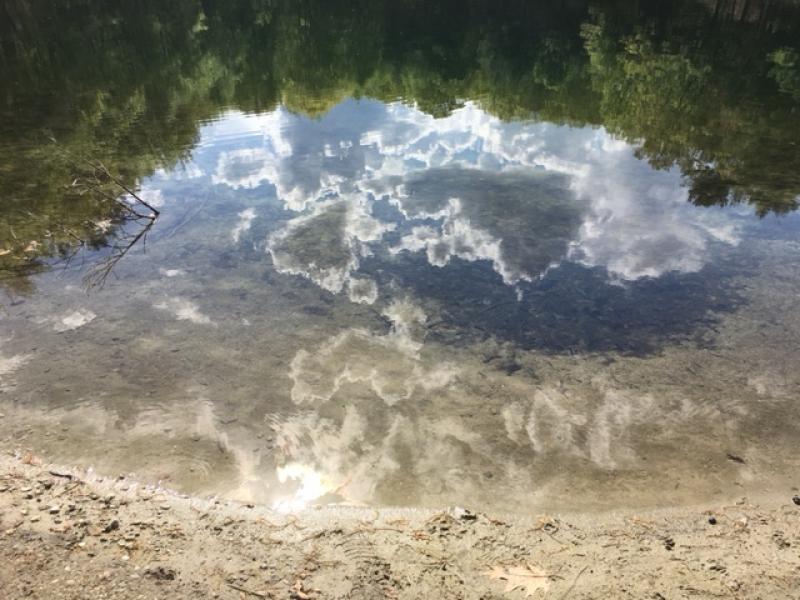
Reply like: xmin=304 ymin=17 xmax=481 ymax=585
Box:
xmin=1 ymin=1 xmax=800 ymax=513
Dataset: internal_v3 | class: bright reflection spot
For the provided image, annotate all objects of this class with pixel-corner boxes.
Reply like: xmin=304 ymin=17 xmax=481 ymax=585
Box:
xmin=271 ymin=462 xmax=334 ymax=512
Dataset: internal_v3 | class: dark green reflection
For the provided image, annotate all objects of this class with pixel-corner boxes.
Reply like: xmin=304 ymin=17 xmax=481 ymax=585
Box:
xmin=2 ymin=0 xmax=800 ymax=289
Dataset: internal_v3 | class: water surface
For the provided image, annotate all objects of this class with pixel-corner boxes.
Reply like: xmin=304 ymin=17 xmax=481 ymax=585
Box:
xmin=1 ymin=0 xmax=800 ymax=513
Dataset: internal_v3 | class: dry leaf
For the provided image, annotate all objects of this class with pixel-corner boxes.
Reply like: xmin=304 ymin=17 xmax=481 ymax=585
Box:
xmin=21 ymin=452 xmax=42 ymax=466
xmin=484 ymin=564 xmax=550 ymax=597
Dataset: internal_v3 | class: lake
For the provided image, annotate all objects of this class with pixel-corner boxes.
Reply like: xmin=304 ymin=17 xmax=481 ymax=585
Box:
xmin=1 ymin=0 xmax=800 ymax=514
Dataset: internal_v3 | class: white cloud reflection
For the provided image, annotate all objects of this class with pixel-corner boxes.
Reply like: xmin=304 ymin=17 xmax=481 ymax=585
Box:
xmin=267 ymin=195 xmax=394 ymax=301
xmin=201 ymin=100 xmax=744 ymax=299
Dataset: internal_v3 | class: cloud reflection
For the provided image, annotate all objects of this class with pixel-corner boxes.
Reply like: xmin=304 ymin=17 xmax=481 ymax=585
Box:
xmin=204 ymin=100 xmax=743 ymax=299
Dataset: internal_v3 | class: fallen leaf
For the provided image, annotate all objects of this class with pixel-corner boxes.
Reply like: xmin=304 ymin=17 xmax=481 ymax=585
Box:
xmin=21 ymin=452 xmax=42 ymax=466
xmin=484 ymin=564 xmax=550 ymax=597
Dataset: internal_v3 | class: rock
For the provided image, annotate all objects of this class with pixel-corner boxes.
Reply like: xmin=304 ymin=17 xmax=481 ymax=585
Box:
xmin=144 ymin=566 xmax=176 ymax=581
xmin=102 ymin=519 xmax=120 ymax=533
xmin=159 ymin=504 xmax=171 ymax=511
xmin=49 ymin=505 xmax=60 ymax=514
xmin=708 ymin=517 xmax=717 ymax=525
xmin=453 ymin=507 xmax=478 ymax=521
xmin=792 ymin=496 xmax=800 ymax=506
xmin=726 ymin=453 xmax=746 ymax=464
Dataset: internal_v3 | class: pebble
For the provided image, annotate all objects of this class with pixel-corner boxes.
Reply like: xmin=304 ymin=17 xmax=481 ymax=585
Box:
xmin=708 ymin=517 xmax=717 ymax=525
xmin=159 ymin=504 xmax=171 ymax=511
xmin=49 ymin=505 xmax=61 ymax=514
xmin=792 ymin=496 xmax=800 ymax=506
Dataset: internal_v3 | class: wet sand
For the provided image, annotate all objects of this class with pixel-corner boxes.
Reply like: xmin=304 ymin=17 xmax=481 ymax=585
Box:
xmin=2 ymin=452 xmax=799 ymax=599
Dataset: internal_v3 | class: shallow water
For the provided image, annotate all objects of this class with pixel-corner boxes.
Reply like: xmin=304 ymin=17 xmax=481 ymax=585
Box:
xmin=2 ymin=1 xmax=800 ymax=513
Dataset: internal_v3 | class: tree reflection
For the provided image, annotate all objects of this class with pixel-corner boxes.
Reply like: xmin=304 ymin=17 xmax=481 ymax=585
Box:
xmin=2 ymin=0 xmax=800 ymax=290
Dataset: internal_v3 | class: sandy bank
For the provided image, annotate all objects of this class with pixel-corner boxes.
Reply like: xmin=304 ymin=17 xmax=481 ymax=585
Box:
xmin=1 ymin=453 xmax=799 ymax=599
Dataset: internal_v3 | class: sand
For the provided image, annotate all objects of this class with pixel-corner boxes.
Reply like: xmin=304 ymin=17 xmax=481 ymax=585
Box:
xmin=2 ymin=452 xmax=800 ymax=599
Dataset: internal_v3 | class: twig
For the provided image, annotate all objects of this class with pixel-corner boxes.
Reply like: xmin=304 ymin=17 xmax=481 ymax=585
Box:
xmin=226 ymin=582 xmax=271 ymax=598
xmin=83 ymin=218 xmax=155 ymax=289
xmin=95 ymin=160 xmax=160 ymax=216
xmin=301 ymin=528 xmax=344 ymax=542
xmin=559 ymin=565 xmax=588 ymax=599
xmin=333 ymin=526 xmax=406 ymax=546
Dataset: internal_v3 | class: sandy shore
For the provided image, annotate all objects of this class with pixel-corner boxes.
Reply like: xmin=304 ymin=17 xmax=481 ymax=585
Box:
xmin=1 ymin=453 xmax=799 ymax=599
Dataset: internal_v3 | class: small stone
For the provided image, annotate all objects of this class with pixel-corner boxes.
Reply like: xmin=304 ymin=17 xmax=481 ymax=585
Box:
xmin=453 ymin=506 xmax=477 ymax=521
xmin=159 ymin=504 xmax=171 ymax=511
xmin=144 ymin=566 xmax=176 ymax=581
xmin=102 ymin=520 xmax=120 ymax=533
xmin=792 ymin=495 xmax=800 ymax=506
xmin=30 ymin=516 xmax=40 ymax=523
xmin=49 ymin=505 xmax=61 ymax=514
xmin=708 ymin=517 xmax=717 ymax=525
